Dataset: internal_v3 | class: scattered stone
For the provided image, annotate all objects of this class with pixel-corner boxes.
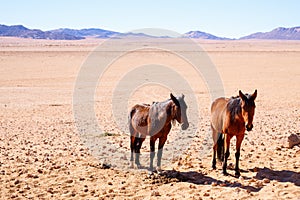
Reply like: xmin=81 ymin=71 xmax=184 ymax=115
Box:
xmin=108 ymin=189 xmax=114 ymax=193
xmin=151 ymin=191 xmax=160 ymax=196
xmin=220 ymin=183 xmax=227 ymax=187
xmin=203 ymin=192 xmax=210 ymax=196
xmin=24 ymin=185 xmax=31 ymax=190
xmin=65 ymin=179 xmax=73 ymax=184
xmin=249 ymin=178 xmax=256 ymax=183
xmin=263 ymin=178 xmax=270 ymax=183
xmin=211 ymin=182 xmax=217 ymax=186
xmin=288 ymin=134 xmax=300 ymax=148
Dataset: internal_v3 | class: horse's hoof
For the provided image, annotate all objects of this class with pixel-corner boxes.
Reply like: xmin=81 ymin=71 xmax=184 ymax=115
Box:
xmin=212 ymin=165 xmax=216 ymax=170
xmin=137 ymin=164 xmax=142 ymax=169
xmin=235 ymin=172 xmax=241 ymax=178
xmin=156 ymin=166 xmax=162 ymax=174
xmin=129 ymin=161 xmax=134 ymax=169
xmin=148 ymin=171 xmax=154 ymax=177
xmin=223 ymin=171 xmax=229 ymax=176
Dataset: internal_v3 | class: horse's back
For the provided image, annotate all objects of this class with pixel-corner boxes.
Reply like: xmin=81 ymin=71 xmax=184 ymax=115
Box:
xmin=211 ymin=97 xmax=229 ymax=134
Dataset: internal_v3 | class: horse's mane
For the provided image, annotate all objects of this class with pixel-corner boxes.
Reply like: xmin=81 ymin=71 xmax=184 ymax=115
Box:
xmin=227 ymin=96 xmax=242 ymax=122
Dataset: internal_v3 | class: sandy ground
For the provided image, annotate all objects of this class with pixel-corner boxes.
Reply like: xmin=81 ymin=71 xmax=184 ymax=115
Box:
xmin=0 ymin=37 xmax=299 ymax=199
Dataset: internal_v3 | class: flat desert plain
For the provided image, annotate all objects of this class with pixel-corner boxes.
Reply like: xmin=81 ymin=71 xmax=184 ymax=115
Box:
xmin=0 ymin=37 xmax=299 ymax=199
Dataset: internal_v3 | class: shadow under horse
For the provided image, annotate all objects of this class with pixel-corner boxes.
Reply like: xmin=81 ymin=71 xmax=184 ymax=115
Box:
xmin=211 ymin=90 xmax=257 ymax=177
xmin=129 ymin=93 xmax=189 ymax=173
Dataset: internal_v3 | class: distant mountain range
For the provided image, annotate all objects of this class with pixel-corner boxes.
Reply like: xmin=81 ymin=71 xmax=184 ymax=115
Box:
xmin=240 ymin=27 xmax=300 ymax=40
xmin=1 ymin=24 xmax=300 ymax=40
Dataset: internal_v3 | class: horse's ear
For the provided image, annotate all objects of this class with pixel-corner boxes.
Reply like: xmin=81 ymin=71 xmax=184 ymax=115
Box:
xmin=170 ymin=93 xmax=180 ymax=107
xmin=251 ymin=90 xmax=257 ymax=101
xmin=181 ymin=94 xmax=185 ymax=99
xmin=239 ymin=90 xmax=247 ymax=101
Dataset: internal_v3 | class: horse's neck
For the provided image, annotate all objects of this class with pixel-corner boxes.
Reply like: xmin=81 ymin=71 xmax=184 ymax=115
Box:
xmin=153 ymin=100 xmax=175 ymax=122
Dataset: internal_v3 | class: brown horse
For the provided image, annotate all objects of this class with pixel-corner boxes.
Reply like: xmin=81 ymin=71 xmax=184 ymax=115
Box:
xmin=211 ymin=90 xmax=257 ymax=177
xmin=129 ymin=93 xmax=189 ymax=173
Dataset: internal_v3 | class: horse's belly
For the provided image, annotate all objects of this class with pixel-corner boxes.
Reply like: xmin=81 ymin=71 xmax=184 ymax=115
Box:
xmin=132 ymin=120 xmax=149 ymax=136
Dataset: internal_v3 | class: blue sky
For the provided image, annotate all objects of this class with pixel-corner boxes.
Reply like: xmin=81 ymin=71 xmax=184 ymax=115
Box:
xmin=1 ymin=0 xmax=299 ymax=38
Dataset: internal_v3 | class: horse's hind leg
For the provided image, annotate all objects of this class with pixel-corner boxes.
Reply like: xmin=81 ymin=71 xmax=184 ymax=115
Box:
xmin=211 ymin=125 xmax=218 ymax=169
xmin=135 ymin=136 xmax=145 ymax=168
xmin=130 ymin=135 xmax=137 ymax=168
xmin=235 ymin=134 xmax=245 ymax=177
xmin=129 ymin=120 xmax=136 ymax=168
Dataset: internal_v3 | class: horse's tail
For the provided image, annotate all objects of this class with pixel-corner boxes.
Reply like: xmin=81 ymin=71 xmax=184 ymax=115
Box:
xmin=217 ymin=133 xmax=224 ymax=161
xmin=128 ymin=107 xmax=136 ymax=135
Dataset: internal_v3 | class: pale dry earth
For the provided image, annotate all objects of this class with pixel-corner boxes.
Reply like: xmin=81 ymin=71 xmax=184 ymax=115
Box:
xmin=0 ymin=37 xmax=299 ymax=199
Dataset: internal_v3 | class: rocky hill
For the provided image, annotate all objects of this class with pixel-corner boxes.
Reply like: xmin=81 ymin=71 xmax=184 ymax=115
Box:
xmin=182 ymin=30 xmax=230 ymax=40
xmin=0 ymin=25 xmax=84 ymax=40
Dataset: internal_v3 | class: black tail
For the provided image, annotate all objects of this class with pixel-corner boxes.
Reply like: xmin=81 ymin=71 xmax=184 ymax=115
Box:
xmin=217 ymin=133 xmax=224 ymax=161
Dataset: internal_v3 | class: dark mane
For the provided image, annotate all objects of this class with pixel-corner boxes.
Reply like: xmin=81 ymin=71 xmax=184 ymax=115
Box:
xmin=227 ymin=96 xmax=242 ymax=122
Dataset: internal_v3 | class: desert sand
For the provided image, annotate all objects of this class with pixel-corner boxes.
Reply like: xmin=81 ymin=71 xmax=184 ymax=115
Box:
xmin=0 ymin=37 xmax=299 ymax=199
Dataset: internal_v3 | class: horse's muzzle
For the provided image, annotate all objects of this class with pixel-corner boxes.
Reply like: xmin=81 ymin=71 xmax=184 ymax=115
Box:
xmin=181 ymin=123 xmax=189 ymax=130
xmin=246 ymin=124 xmax=253 ymax=131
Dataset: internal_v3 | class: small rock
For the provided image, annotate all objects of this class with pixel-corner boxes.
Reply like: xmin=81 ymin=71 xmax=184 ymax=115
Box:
xmin=252 ymin=167 xmax=260 ymax=172
xmin=275 ymin=146 xmax=281 ymax=151
xmin=108 ymin=189 xmax=114 ymax=193
xmin=263 ymin=178 xmax=270 ymax=183
xmin=211 ymin=182 xmax=217 ymax=186
xmin=24 ymin=185 xmax=31 ymax=190
xmin=255 ymin=181 xmax=264 ymax=187
xmin=151 ymin=191 xmax=160 ymax=196
xmin=288 ymin=134 xmax=300 ymax=148
xmin=203 ymin=192 xmax=210 ymax=196
xmin=65 ymin=179 xmax=73 ymax=184
xmin=249 ymin=178 xmax=256 ymax=183
xmin=220 ymin=183 xmax=227 ymax=187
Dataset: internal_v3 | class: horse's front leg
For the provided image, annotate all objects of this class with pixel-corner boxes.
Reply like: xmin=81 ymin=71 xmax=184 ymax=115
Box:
xmin=235 ymin=134 xmax=245 ymax=177
xmin=222 ymin=134 xmax=231 ymax=175
xmin=157 ymin=136 xmax=167 ymax=173
xmin=149 ymin=136 xmax=156 ymax=173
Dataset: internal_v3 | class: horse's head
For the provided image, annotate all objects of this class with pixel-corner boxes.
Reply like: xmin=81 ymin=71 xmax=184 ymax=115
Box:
xmin=239 ymin=90 xmax=257 ymax=131
xmin=170 ymin=93 xmax=189 ymax=130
